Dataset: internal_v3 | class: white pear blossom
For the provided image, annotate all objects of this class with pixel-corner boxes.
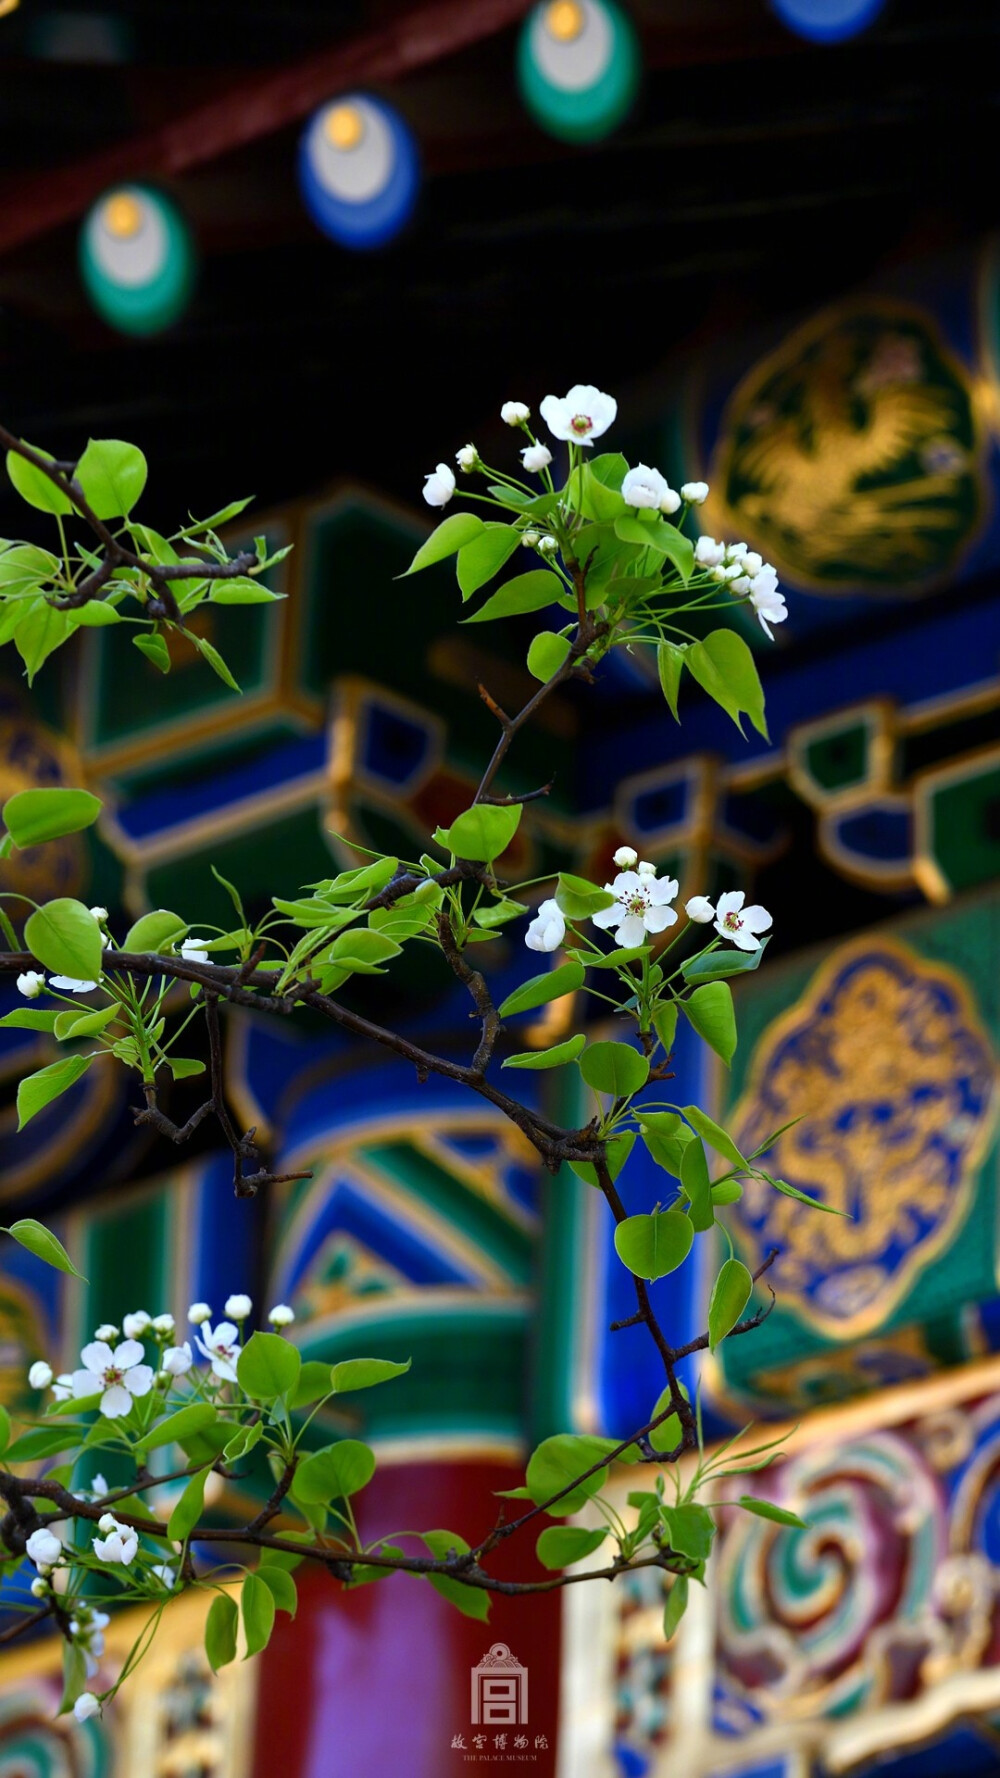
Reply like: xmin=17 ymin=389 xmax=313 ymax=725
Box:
xmin=179 ymin=937 xmax=209 ymax=962
xmin=72 ymin=1339 xmax=154 ymax=1419
xmin=591 ymin=868 xmax=679 ymax=949
xmin=195 ymin=1320 xmax=241 ymax=1382
xmin=694 ymin=535 xmax=725 ymax=569
xmin=49 ymin=977 xmax=98 ymax=992
xmin=538 ymin=534 xmax=558 ymax=554
xmin=74 ymin=1692 xmax=101 ymax=1723
xmin=621 ymin=464 xmax=680 ymax=514
xmin=714 ymin=890 xmax=771 ymax=952
xmin=162 ymin=1341 xmax=193 ymax=1376
xmin=636 ymin=860 xmax=657 ymax=878
xmin=224 ymin=1293 xmax=252 ymax=1320
xmin=151 ymin=1313 xmax=175 ymax=1336
xmin=681 ymin=481 xmax=709 ymax=504
xmin=150 ymin=1563 xmax=176 ymax=1589
xmin=122 ymin=1311 xmax=150 ymax=1340
xmin=16 ymin=971 xmax=45 ymax=998
xmin=71 ymin=1606 xmax=110 ymax=1675
xmin=92 ymin=1517 xmax=138 ymax=1565
xmin=187 ymin=1302 xmax=212 ymax=1325
xmin=28 ymin=1361 xmax=53 ymax=1390
xmin=90 ymin=1474 xmax=108 ymax=1498
xmin=93 ymin=1325 xmax=118 ymax=1343
xmin=539 ymin=384 xmax=616 ymax=446
xmin=520 ymin=529 xmax=540 ymax=549
xmin=455 ymin=444 xmax=478 ymax=471
xmin=89 ymin=906 xmax=108 ymax=923
xmin=501 ymin=401 xmax=530 ymax=426
xmin=685 ymin=895 xmax=715 ymax=923
xmin=748 ymin=567 xmax=788 ymax=640
xmin=521 ymin=443 xmax=552 ymax=473
xmin=268 ymin=1304 xmax=295 ymax=1327
xmin=30 ymin=1576 xmax=48 ymax=1598
xmin=51 ymin=1373 xmax=73 ymax=1401
xmin=613 ymin=846 xmax=638 ymax=869
xmin=524 ymin=898 xmax=566 ymax=953
xmin=26 ymin=1527 xmax=63 ymax=1569
xmin=422 ymin=463 xmax=455 ymax=508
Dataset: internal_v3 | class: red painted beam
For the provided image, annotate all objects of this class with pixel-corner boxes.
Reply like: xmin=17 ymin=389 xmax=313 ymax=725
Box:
xmin=0 ymin=0 xmax=534 ymax=256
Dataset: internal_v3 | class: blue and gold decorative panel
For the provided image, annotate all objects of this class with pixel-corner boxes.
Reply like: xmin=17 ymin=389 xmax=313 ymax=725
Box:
xmin=712 ymin=895 xmax=1000 ymax=1416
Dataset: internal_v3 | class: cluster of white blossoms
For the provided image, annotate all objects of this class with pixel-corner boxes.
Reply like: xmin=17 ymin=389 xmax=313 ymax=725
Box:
xmin=525 ymin=849 xmax=771 ymax=956
xmin=694 ymin=536 xmax=787 ymax=639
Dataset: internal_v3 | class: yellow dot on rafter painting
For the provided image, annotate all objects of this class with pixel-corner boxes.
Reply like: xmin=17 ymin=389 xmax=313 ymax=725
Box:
xmin=545 ymin=0 xmax=585 ymax=42
xmin=103 ymin=192 xmax=143 ymax=239
xmin=324 ymin=104 xmax=364 ymax=151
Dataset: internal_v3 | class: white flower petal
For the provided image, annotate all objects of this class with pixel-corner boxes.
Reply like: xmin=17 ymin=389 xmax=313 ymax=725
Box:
xmin=79 ymin=1341 xmax=113 ymax=1376
xmin=123 ymin=1364 xmax=154 ymax=1397
xmin=643 ymin=904 xmax=677 ymax=934
xmin=99 ymin=1384 xmax=132 ymax=1419
xmin=616 ymin=914 xmax=647 ymax=948
xmin=113 ymin=1340 xmax=145 ymax=1369
xmin=591 ymin=903 xmax=623 ymax=930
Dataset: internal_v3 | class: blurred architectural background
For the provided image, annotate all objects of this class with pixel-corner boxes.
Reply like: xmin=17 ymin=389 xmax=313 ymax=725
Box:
xmin=1 ymin=2 xmax=1000 ymax=1774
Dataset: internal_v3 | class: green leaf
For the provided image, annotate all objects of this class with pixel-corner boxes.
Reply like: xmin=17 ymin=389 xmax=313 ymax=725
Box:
xmin=421 ymin=1529 xmax=490 ymax=1619
xmin=760 ymin=1170 xmax=848 ymax=1216
xmin=661 ymin=1503 xmax=715 ymax=1563
xmin=573 ymin=458 xmax=628 ymax=522
xmin=224 ymin=1421 xmax=264 ymax=1461
xmin=662 ymin=1575 xmax=689 ymax=1640
xmin=682 ymin=1105 xmax=747 ymax=1171
xmin=168 ymin=1057 xmax=205 ymax=1080
xmin=289 ymin=1360 xmax=337 ymax=1410
xmin=465 ymin=568 xmax=565 ymax=624
xmin=614 ymin=1210 xmax=693 ymax=1281
xmin=535 ymin=1525 xmax=608 ymax=1570
xmin=293 ymin=1439 xmax=376 ymax=1503
xmin=15 ymin=600 xmax=73 ymax=683
xmin=2 ymin=788 xmax=102 ymax=849
xmin=525 ymin=1433 xmax=619 ymax=1516
xmin=0 ymin=1404 xmax=9 ymax=1457
xmin=6 ymin=1424 xmax=83 ymax=1460
xmin=167 ymin=1466 xmax=210 ymax=1541
xmin=527 ymin=631 xmax=572 ymax=681
xmin=639 ymin=1111 xmax=694 ymax=1179
xmin=52 ymin=1003 xmax=116 ymax=1041
xmin=136 ymin=1403 xmax=218 ymax=1457
xmin=242 ymin=1571 xmax=276 ymax=1657
xmin=648 ymin=1381 xmax=689 ymax=1455
xmin=0 ymin=542 xmax=60 ymax=592
xmin=195 ymin=634 xmax=241 ymax=693
xmin=133 ymin=632 xmax=171 ymax=673
xmin=712 ymin=1180 xmax=744 ymax=1205
xmin=472 ymin=897 xmax=527 ymax=929
xmin=579 ymin=1040 xmax=649 ymax=1097
xmin=6 ymin=444 xmax=73 ymax=514
xmin=59 ymin=1641 xmax=87 ymax=1716
xmin=502 ymin=1033 xmax=586 ymax=1070
xmin=653 ymin=1002 xmax=678 ymax=1055
xmin=568 ymin=1129 xmax=635 ymax=1189
xmin=16 ymin=1057 xmax=93 ymax=1130
xmin=680 ymin=1137 xmax=714 ymax=1231
xmin=124 ymin=909 xmax=187 ymax=951
xmin=686 ymin=629 xmax=768 ymax=740
xmin=577 ymin=944 xmax=650 ymax=969
xmin=237 ymin=1332 xmax=301 ymax=1402
xmin=330 ymin=1357 xmax=411 ymax=1393
xmin=210 ymin=579 xmax=284 ymax=604
xmin=257 ymin=1564 xmax=298 ymax=1616
xmin=682 ymin=981 xmax=736 ymax=1066
xmin=434 ymin=802 xmax=522 ymax=863
xmin=402 ymin=513 xmax=484 ymax=575
xmin=554 ymin=872 xmax=615 ymax=919
xmin=646 ymin=525 xmax=694 ymax=581
xmin=70 ymin=601 xmax=124 ymax=627
xmin=75 ymin=439 xmax=147 ymax=519
xmin=24 ymin=898 xmax=103 ymax=981
xmin=498 ymin=962 xmax=584 ymax=1019
xmin=457 ymin=525 xmax=521 ymax=598
xmin=681 ymin=937 xmax=770 ymax=984
xmin=0 ymin=1008 xmax=59 ymax=1032
xmin=738 ymin=1496 xmax=808 ymax=1529
xmin=326 ymin=928 xmax=402 ymax=975
xmin=656 ymin=641 xmax=686 ymax=721
xmin=708 ymin=1257 xmax=753 ymax=1350
xmin=205 ymin=1593 xmax=239 ymax=1672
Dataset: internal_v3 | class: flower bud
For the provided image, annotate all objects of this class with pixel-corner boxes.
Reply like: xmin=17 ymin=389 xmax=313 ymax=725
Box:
xmin=224 ymin=1294 xmax=252 ymax=1320
xmin=680 ymin=481 xmax=709 ymax=505
xmin=685 ymin=895 xmax=716 ymax=923
xmin=613 ymin=847 xmax=638 ymax=869
xmin=501 ymin=401 xmax=530 ymax=426
xmin=28 ymin=1361 xmax=53 ymax=1390
xmin=268 ymin=1304 xmax=295 ymax=1327
xmin=456 ymin=444 xmax=478 ymax=472
xmin=187 ymin=1302 xmax=212 ymax=1325
xmin=122 ymin=1311 xmax=151 ymax=1340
